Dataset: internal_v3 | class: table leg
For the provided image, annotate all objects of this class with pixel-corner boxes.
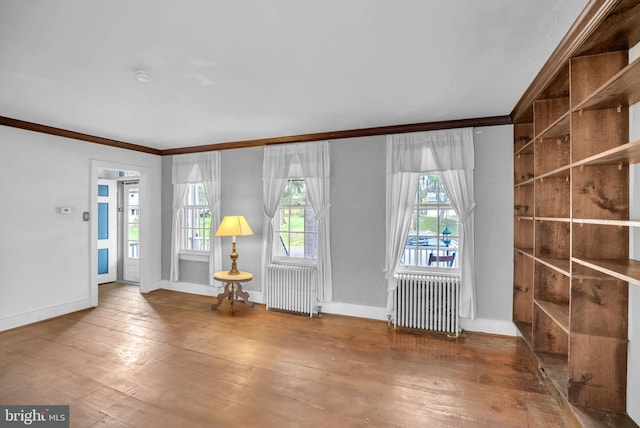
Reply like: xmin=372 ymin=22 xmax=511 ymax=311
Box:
xmin=211 ymin=281 xmax=254 ymax=311
xmin=211 ymin=282 xmax=232 ymax=310
xmin=235 ymin=282 xmax=254 ymax=307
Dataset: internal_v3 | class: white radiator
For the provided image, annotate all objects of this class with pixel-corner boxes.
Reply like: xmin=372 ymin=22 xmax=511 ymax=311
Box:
xmin=266 ymin=264 xmax=319 ymax=317
xmin=394 ymin=273 xmax=461 ymax=335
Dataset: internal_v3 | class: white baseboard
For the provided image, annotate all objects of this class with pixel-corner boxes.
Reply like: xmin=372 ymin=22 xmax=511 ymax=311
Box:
xmin=321 ymin=301 xmax=388 ymax=321
xmin=158 ymin=280 xmax=222 ymax=297
xmin=0 ymin=297 xmax=94 ymax=332
xmin=155 ymin=280 xmax=517 ymax=336
xmin=460 ymin=318 xmax=517 ymax=336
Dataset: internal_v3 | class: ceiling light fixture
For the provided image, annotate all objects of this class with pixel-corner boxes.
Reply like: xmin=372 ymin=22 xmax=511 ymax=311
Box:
xmin=136 ymin=70 xmax=153 ymax=83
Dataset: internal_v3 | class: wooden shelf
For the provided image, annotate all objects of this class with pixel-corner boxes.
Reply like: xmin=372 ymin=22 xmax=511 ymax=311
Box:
xmin=573 ymin=57 xmax=640 ymax=112
xmin=515 ymin=139 xmax=534 ymax=156
xmin=572 ymin=257 xmax=640 ymax=287
xmin=514 ymin=321 xmax=533 ymax=345
xmin=572 ymin=218 xmax=640 ymax=228
xmin=535 ymin=111 xmax=570 ymax=140
xmin=514 ymin=247 xmax=534 ymax=258
xmin=536 ymin=165 xmax=571 ymax=180
xmin=514 ymin=179 xmax=534 ymax=188
xmin=535 ymin=217 xmax=571 ymax=223
xmin=535 ymin=300 xmax=569 ymax=334
xmin=572 ymin=138 xmax=640 ymax=167
xmin=537 ymin=351 xmax=569 ymax=398
xmin=536 ymin=257 xmax=570 ymax=276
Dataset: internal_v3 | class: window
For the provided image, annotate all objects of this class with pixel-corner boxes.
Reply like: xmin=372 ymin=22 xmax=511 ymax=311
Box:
xmin=182 ymin=183 xmax=210 ymax=252
xmin=274 ymin=179 xmax=318 ymax=260
xmin=401 ymin=173 xmax=459 ymax=269
xmin=126 ymin=186 xmax=139 ymax=259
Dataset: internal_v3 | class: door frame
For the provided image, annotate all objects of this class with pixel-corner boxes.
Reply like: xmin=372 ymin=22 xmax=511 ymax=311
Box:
xmin=122 ymin=180 xmax=141 ymax=284
xmin=90 ymin=160 xmax=152 ymax=305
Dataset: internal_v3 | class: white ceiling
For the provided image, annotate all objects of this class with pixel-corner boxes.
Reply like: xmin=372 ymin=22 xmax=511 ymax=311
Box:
xmin=0 ymin=0 xmax=588 ymax=150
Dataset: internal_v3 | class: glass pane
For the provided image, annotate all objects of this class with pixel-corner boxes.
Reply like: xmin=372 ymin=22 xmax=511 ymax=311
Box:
xmin=197 ymin=184 xmax=208 ymax=205
xmin=408 ymin=208 xmax=418 ymax=235
xmin=277 ymin=232 xmax=290 ymax=256
xmin=440 ymin=209 xmax=458 ymax=236
xmin=280 ymin=183 xmax=290 ymax=205
xmin=425 ymin=174 xmax=439 ymax=204
xmin=128 ymin=188 xmax=139 ymax=205
xmin=128 ymin=223 xmax=139 ymax=241
xmin=419 ymin=209 xmax=438 ymax=237
xmin=305 ymin=207 xmax=317 ymax=233
xmin=128 ymin=208 xmax=139 ymax=223
xmin=290 ymin=180 xmax=306 ymax=206
xmin=278 ymin=208 xmax=290 ymax=232
xmin=439 ymin=185 xmax=450 ymax=204
xmin=417 ymin=175 xmax=427 ymax=204
xmin=305 ymin=232 xmax=318 ymax=259
xmin=289 ymin=208 xmax=305 ymax=232
xmin=128 ymin=242 xmax=139 ymax=259
xmin=289 ymin=232 xmax=304 ymax=257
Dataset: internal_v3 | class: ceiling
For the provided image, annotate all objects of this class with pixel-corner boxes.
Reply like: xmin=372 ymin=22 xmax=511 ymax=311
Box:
xmin=0 ymin=0 xmax=588 ymax=151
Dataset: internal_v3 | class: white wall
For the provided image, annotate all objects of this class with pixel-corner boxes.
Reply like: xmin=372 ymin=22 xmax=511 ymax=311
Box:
xmin=160 ymin=125 xmax=516 ymax=334
xmin=0 ymin=126 xmax=162 ymax=331
xmin=627 ymin=77 xmax=640 ymax=423
xmin=469 ymin=125 xmax=515 ymax=333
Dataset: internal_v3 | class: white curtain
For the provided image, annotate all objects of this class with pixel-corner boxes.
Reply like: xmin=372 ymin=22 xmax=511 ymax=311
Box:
xmin=385 ymin=128 xmax=476 ymax=319
xmin=170 ymin=183 xmax=188 ymax=281
xmin=261 ymin=141 xmax=332 ymax=302
xmin=170 ymin=152 xmax=222 ymax=285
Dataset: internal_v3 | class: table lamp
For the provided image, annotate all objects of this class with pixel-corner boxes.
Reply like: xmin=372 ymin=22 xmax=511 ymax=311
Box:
xmin=215 ymin=215 xmax=254 ymax=275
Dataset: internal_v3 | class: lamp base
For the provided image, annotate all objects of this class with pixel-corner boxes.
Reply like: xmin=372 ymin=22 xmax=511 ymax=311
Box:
xmin=228 ymin=241 xmax=240 ymax=275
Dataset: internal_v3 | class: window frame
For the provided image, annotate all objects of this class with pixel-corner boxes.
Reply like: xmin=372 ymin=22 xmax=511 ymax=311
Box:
xmin=272 ymin=178 xmax=318 ymax=265
xmin=399 ymin=173 xmax=460 ymax=274
xmin=179 ymin=182 xmax=211 ymax=258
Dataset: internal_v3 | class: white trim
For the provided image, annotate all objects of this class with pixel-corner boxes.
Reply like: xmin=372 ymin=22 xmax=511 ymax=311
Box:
xmin=156 ymin=280 xmax=516 ymax=337
xmin=271 ymin=256 xmax=318 ymax=267
xmin=91 ymin=160 xmax=153 ymax=299
xmin=0 ymin=297 xmax=94 ymax=332
xmin=321 ymin=301 xmax=388 ymax=321
xmin=460 ymin=318 xmax=517 ymax=336
xmin=159 ymin=280 xmax=222 ymax=297
xmin=179 ymin=251 xmax=209 ymax=262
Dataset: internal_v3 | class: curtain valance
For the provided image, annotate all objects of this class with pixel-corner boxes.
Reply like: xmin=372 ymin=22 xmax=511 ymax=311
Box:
xmin=388 ymin=128 xmax=474 ymax=173
xmin=172 ymin=152 xmax=219 ymax=184
xmin=263 ymin=141 xmax=330 ymax=179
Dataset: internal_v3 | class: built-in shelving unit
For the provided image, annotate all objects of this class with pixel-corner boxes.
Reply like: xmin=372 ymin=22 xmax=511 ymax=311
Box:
xmin=512 ymin=1 xmax=640 ymax=426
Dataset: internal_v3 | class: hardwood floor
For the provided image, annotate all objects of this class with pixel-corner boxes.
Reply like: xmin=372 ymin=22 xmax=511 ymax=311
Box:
xmin=0 ymin=283 xmax=576 ymax=427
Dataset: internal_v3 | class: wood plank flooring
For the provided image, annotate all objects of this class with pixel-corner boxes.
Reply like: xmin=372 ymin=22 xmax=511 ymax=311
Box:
xmin=0 ymin=283 xmax=577 ymax=427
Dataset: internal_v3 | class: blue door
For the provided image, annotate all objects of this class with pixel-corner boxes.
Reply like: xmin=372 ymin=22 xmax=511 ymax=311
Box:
xmin=97 ymin=180 xmax=117 ymax=283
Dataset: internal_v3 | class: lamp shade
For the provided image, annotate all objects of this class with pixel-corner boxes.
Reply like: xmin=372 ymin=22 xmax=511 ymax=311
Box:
xmin=215 ymin=215 xmax=254 ymax=237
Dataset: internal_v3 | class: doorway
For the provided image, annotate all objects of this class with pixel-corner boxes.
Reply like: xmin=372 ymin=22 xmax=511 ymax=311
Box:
xmin=122 ymin=181 xmax=140 ymax=283
xmin=91 ymin=160 xmax=151 ymax=306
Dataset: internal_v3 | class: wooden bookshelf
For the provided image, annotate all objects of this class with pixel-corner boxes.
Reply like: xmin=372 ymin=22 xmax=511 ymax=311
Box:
xmin=512 ymin=1 xmax=639 ymax=423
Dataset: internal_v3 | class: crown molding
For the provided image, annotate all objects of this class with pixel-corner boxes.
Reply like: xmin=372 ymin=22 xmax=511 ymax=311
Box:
xmin=0 ymin=116 xmax=161 ymax=155
xmin=159 ymin=115 xmax=512 ymax=155
xmin=510 ymin=0 xmax=619 ymax=123
xmin=0 ymin=114 xmax=511 ymax=156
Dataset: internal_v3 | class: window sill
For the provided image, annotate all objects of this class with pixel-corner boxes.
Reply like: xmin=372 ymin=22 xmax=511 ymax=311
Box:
xmin=179 ymin=252 xmax=209 ymax=262
xmin=397 ymin=266 xmax=460 ymax=276
xmin=272 ymin=257 xmax=318 ymax=267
